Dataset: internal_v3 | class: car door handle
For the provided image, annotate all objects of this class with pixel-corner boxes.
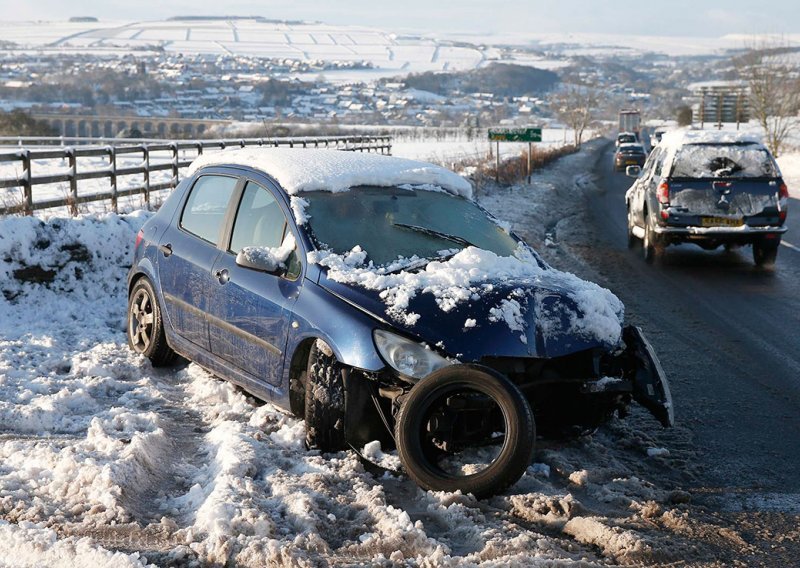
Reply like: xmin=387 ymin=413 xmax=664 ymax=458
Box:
xmin=215 ymin=269 xmax=230 ymax=284
xmin=158 ymin=243 xmax=173 ymax=257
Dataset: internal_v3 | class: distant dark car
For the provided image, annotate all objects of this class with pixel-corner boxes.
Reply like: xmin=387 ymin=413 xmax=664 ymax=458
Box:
xmin=614 ymin=143 xmax=647 ymax=171
xmin=625 ymin=131 xmax=789 ymax=265
xmin=128 ymin=149 xmax=672 ymax=497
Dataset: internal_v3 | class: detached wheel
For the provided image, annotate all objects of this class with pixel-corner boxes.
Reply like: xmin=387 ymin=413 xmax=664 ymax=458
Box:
xmin=127 ymin=278 xmax=176 ymax=366
xmin=395 ymin=365 xmax=535 ymax=498
xmin=753 ymin=239 xmax=779 ymax=267
xmin=304 ymin=341 xmax=346 ymax=452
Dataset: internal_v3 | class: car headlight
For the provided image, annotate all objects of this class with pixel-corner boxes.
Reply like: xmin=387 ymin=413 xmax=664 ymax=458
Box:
xmin=373 ymin=329 xmax=452 ymax=381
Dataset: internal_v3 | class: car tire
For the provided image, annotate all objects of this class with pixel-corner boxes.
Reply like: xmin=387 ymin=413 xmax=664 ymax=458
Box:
xmin=753 ymin=239 xmax=779 ymax=267
xmin=626 ymin=205 xmax=637 ymax=249
xmin=643 ymin=218 xmax=661 ymax=264
xmin=395 ymin=365 xmax=535 ymax=498
xmin=304 ymin=341 xmax=346 ymax=452
xmin=127 ymin=278 xmax=177 ymax=367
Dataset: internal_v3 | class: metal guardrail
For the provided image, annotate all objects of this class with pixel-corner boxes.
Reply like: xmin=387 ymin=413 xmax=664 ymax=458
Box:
xmin=0 ymin=136 xmax=392 ymax=216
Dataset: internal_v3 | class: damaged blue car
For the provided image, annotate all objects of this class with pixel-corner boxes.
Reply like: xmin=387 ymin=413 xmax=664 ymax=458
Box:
xmin=127 ymin=148 xmax=673 ymax=497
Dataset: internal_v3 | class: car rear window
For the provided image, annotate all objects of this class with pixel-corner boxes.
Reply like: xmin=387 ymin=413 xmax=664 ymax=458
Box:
xmin=180 ymin=175 xmax=238 ymax=244
xmin=671 ymin=144 xmax=778 ymax=179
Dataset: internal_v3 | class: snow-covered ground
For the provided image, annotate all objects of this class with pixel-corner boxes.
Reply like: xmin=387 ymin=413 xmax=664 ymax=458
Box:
xmin=0 ymin=140 xmax=724 ymax=566
xmin=0 ymin=19 xmax=567 ymax=83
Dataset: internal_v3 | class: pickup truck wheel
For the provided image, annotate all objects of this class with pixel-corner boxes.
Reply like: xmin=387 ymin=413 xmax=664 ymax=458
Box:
xmin=753 ymin=239 xmax=779 ymax=267
xmin=626 ymin=206 xmax=637 ymax=249
xmin=304 ymin=342 xmax=346 ymax=452
xmin=395 ymin=365 xmax=535 ymax=498
xmin=127 ymin=278 xmax=177 ymax=367
xmin=643 ymin=219 xmax=662 ymax=264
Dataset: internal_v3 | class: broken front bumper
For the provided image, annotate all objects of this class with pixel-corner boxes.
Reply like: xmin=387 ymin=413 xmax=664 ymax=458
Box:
xmin=622 ymin=325 xmax=674 ymax=428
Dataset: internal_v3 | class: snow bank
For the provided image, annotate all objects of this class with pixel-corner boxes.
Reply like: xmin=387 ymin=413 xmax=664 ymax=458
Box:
xmin=187 ymin=147 xmax=473 ymax=198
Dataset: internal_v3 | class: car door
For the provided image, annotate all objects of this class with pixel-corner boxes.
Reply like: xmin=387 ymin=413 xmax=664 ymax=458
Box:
xmin=635 ymin=147 xmax=662 ymax=228
xmin=157 ymin=174 xmax=240 ymax=352
xmin=206 ymin=179 xmax=303 ymax=386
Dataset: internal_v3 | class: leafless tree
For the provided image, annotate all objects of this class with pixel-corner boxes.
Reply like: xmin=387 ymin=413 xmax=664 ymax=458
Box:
xmin=736 ymin=39 xmax=800 ymax=157
xmin=550 ymin=84 xmax=598 ymax=148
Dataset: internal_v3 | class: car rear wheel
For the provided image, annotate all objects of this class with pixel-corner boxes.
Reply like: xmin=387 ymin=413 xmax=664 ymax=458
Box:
xmin=395 ymin=365 xmax=535 ymax=498
xmin=643 ymin=218 xmax=662 ymax=264
xmin=753 ymin=239 xmax=779 ymax=267
xmin=127 ymin=278 xmax=177 ymax=367
xmin=304 ymin=341 xmax=346 ymax=452
xmin=626 ymin=205 xmax=637 ymax=249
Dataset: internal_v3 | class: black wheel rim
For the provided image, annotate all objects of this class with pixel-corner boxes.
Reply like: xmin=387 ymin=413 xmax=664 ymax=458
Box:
xmin=415 ymin=384 xmax=510 ymax=479
xmin=129 ymin=288 xmax=155 ymax=353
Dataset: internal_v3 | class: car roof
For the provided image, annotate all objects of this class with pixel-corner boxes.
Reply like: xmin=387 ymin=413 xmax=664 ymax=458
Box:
xmin=618 ymin=143 xmax=644 ymax=150
xmin=186 ymin=147 xmax=473 ymax=198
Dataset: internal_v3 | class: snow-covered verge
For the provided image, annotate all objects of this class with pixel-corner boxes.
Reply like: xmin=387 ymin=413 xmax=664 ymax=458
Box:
xmin=0 ymin=142 xmax=737 ymax=566
xmin=777 ymin=152 xmax=800 ymax=199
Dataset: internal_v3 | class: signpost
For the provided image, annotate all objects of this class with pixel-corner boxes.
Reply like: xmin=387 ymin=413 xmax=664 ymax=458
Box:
xmin=488 ymin=128 xmax=542 ymax=184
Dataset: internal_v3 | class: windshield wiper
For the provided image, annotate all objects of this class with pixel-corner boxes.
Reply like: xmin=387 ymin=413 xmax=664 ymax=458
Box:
xmin=384 ymin=249 xmax=461 ymax=275
xmin=391 ymin=223 xmax=475 ymax=248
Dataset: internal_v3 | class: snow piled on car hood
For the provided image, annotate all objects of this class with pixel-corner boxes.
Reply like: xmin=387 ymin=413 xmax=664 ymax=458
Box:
xmin=311 ymin=243 xmax=624 ymax=347
xmin=187 ymin=147 xmax=473 ymax=198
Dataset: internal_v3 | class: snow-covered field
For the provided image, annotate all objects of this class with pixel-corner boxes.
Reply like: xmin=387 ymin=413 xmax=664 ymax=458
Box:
xmin=0 ymin=19 xmax=566 ymax=82
xmin=0 ymin=140 xmax=726 ymax=566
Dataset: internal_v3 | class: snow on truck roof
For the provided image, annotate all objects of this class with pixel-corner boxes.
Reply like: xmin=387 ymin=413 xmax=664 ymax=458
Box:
xmin=658 ymin=129 xmax=764 ymax=150
xmin=187 ymin=147 xmax=473 ymax=199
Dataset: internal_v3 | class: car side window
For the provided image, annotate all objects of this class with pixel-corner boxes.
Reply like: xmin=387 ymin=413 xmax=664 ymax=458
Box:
xmin=180 ymin=175 xmax=238 ymax=244
xmin=653 ymin=149 xmax=665 ymax=178
xmin=230 ymin=181 xmax=302 ymax=279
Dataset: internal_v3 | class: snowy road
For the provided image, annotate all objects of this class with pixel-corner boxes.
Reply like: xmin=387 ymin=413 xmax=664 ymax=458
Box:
xmin=563 ymin=142 xmax=800 ymax=564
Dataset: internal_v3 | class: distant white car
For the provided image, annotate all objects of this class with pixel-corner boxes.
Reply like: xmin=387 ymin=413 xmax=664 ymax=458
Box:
xmin=616 ymin=132 xmax=638 ymax=147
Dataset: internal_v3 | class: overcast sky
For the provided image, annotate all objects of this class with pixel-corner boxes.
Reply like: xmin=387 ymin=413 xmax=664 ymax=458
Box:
xmin=2 ymin=0 xmax=798 ymax=37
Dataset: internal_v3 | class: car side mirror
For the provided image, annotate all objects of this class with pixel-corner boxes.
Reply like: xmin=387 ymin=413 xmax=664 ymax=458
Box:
xmin=626 ymin=165 xmax=642 ymax=178
xmin=235 ymin=248 xmax=286 ymax=276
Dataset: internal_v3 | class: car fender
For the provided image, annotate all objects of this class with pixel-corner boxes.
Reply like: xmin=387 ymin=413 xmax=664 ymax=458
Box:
xmin=283 ymin=279 xmax=386 ymax=381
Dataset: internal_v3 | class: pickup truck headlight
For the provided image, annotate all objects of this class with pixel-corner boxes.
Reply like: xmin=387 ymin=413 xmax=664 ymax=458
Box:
xmin=373 ymin=329 xmax=451 ymax=381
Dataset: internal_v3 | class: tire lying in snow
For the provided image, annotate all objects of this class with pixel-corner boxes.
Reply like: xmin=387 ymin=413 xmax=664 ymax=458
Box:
xmin=395 ymin=365 xmax=535 ymax=498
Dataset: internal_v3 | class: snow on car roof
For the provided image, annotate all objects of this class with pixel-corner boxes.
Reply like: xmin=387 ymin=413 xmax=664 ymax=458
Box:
xmin=187 ymin=147 xmax=473 ymax=198
xmin=659 ymin=129 xmax=763 ymax=150
xmin=618 ymin=143 xmax=644 ymax=150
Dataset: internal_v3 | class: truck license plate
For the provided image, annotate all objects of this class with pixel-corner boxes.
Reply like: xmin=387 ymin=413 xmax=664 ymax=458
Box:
xmin=700 ymin=216 xmax=744 ymax=227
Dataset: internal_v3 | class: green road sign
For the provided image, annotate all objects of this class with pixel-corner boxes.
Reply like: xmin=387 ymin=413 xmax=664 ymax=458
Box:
xmin=488 ymin=127 xmax=542 ymax=142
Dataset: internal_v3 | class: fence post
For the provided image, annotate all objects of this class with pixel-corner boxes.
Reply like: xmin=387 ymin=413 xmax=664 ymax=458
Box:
xmin=108 ymin=146 xmax=118 ymax=214
xmin=66 ymin=147 xmax=78 ymax=216
xmin=21 ymin=149 xmax=32 ymax=216
xmin=143 ymin=145 xmax=151 ymax=209
xmin=170 ymin=142 xmax=179 ymax=188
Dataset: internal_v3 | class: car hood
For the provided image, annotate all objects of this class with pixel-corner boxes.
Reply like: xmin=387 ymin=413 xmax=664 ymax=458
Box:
xmin=318 ymin=272 xmax=623 ymax=361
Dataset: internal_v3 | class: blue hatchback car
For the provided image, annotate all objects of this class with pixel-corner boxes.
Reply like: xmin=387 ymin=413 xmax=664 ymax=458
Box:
xmin=127 ymin=148 xmax=672 ymax=497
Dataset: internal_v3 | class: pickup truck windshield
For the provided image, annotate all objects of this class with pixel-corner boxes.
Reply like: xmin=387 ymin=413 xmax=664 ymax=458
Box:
xmin=304 ymin=186 xmax=519 ymax=266
xmin=671 ymin=144 xmax=779 ymax=179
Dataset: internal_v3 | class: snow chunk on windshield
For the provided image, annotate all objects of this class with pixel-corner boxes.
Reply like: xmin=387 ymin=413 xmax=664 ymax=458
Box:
xmin=187 ymin=148 xmax=472 ymax=198
xmin=310 ymin=244 xmax=624 ymax=347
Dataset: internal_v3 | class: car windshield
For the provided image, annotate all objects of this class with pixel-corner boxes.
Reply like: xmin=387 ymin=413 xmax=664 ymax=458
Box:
xmin=671 ymin=143 xmax=779 ymax=179
xmin=303 ymin=186 xmax=520 ymax=266
xmin=618 ymin=135 xmax=636 ymax=144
